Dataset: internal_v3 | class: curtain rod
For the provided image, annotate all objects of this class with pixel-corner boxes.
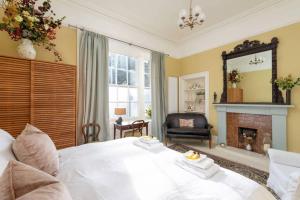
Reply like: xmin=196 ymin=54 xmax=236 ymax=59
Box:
xmin=68 ymin=24 xmax=170 ymax=56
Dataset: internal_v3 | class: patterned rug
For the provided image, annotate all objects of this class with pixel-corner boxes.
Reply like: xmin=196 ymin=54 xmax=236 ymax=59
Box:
xmin=168 ymin=143 xmax=280 ymax=199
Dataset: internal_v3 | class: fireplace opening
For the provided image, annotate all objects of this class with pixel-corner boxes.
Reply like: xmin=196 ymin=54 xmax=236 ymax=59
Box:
xmin=238 ymin=127 xmax=257 ymax=151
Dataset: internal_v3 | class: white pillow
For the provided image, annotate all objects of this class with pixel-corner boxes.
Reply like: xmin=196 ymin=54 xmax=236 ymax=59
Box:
xmin=268 ymin=148 xmax=300 ymax=168
xmin=0 ymin=129 xmax=16 ymax=175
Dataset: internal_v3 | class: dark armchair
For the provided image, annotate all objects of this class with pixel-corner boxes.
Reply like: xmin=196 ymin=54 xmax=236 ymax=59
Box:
xmin=163 ymin=113 xmax=213 ymax=148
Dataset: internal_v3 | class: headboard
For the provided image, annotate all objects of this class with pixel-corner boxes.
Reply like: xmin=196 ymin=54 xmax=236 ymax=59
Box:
xmin=0 ymin=55 xmax=77 ymax=149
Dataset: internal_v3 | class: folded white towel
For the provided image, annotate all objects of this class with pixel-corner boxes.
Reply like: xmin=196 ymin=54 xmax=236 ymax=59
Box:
xmin=139 ymin=137 xmax=159 ymax=145
xmin=133 ymin=140 xmax=164 ymax=151
xmin=182 ymin=157 xmax=214 ymax=170
xmin=176 ymin=159 xmax=220 ymax=179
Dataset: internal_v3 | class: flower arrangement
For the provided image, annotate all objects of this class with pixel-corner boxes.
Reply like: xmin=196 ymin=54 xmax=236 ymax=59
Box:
xmin=228 ymin=69 xmax=242 ymax=84
xmin=145 ymin=106 xmax=151 ymax=119
xmin=275 ymin=75 xmax=300 ymax=90
xmin=0 ymin=0 xmax=65 ymax=61
xmin=275 ymin=75 xmax=300 ymax=105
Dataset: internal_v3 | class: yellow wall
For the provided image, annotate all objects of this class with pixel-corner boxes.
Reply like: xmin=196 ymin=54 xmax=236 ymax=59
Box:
xmin=179 ymin=22 xmax=300 ymax=152
xmin=0 ymin=10 xmax=77 ymax=65
xmin=238 ymin=70 xmax=272 ymax=102
xmin=165 ymin=56 xmax=181 ymax=77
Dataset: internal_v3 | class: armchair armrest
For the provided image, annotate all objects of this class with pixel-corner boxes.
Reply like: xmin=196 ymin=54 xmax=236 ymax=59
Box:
xmin=206 ymin=124 xmax=213 ymax=130
xmin=162 ymin=122 xmax=168 ymax=134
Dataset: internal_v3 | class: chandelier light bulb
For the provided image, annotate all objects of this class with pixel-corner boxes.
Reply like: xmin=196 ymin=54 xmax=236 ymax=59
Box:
xmin=193 ymin=5 xmax=201 ymax=17
xmin=179 ymin=9 xmax=187 ymax=19
xmin=177 ymin=19 xmax=184 ymax=27
xmin=199 ymin=13 xmax=206 ymax=22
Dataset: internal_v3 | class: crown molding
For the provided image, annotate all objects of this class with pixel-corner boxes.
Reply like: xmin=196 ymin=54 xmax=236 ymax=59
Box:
xmin=65 ymin=0 xmax=177 ymax=43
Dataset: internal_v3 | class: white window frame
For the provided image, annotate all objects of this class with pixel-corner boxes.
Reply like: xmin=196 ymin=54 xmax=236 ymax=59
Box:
xmin=108 ymin=48 xmax=150 ymax=121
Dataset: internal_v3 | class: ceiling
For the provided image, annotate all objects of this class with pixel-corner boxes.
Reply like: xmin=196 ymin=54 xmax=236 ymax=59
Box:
xmin=68 ymin=0 xmax=279 ymax=42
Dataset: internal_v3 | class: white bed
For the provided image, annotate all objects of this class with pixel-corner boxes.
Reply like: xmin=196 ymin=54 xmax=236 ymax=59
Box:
xmin=57 ymin=137 xmax=276 ymax=200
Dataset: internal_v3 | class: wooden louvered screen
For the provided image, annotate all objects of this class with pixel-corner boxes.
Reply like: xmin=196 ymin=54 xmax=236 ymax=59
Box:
xmin=31 ymin=61 xmax=76 ymax=149
xmin=0 ymin=56 xmax=76 ymax=149
xmin=0 ymin=57 xmax=31 ymax=137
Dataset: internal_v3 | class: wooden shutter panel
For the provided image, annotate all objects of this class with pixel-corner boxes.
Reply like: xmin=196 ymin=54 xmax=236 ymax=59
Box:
xmin=31 ymin=61 xmax=76 ymax=149
xmin=0 ymin=57 xmax=31 ymax=137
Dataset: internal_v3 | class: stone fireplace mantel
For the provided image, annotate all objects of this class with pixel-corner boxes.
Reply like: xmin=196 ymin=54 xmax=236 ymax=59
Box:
xmin=214 ymin=104 xmax=294 ymax=151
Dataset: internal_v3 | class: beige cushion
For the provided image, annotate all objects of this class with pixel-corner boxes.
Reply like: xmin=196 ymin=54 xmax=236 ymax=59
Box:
xmin=179 ymin=119 xmax=194 ymax=128
xmin=12 ymin=124 xmax=59 ymax=176
xmin=0 ymin=160 xmax=72 ymax=200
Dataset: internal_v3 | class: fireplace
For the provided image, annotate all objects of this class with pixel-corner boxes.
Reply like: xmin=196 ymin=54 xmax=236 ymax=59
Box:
xmin=227 ymin=113 xmax=272 ymax=154
xmin=214 ymin=104 xmax=292 ymax=151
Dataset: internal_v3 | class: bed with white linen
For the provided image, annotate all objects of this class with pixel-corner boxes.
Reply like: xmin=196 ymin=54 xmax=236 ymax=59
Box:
xmin=57 ymin=137 xmax=275 ymax=200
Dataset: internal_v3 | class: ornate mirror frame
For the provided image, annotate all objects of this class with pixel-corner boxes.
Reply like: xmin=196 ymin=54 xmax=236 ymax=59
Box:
xmin=220 ymin=37 xmax=284 ymax=104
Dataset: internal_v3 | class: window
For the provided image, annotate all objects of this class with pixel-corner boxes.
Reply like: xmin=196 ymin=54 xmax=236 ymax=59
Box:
xmin=144 ymin=60 xmax=151 ymax=117
xmin=109 ymin=53 xmax=150 ymax=120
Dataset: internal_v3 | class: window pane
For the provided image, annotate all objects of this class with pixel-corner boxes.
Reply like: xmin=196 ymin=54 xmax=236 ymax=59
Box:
xmin=129 ymin=88 xmax=138 ymax=101
xmin=144 ymin=61 xmax=150 ymax=73
xmin=118 ymin=55 xmax=127 ymax=69
xmin=109 ymin=102 xmax=117 ymax=118
xmin=128 ymin=57 xmax=136 ymax=71
xmin=129 ymin=102 xmax=138 ymax=118
xmin=144 ymin=74 xmax=150 ymax=88
xmin=128 ymin=71 xmax=136 ymax=86
xmin=117 ymin=87 xmax=128 ymax=102
xmin=109 ymin=86 xmax=117 ymax=102
xmin=109 ymin=68 xmax=116 ymax=84
xmin=144 ymin=89 xmax=151 ymax=102
xmin=117 ymin=70 xmax=127 ymax=85
xmin=109 ymin=54 xmax=117 ymax=68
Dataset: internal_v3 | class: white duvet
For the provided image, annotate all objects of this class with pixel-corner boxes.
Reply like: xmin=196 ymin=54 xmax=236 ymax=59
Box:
xmin=57 ymin=138 xmax=275 ymax=200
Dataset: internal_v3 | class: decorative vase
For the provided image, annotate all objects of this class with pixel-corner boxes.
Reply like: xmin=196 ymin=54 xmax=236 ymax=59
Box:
xmin=232 ymin=82 xmax=237 ymax=88
xmin=17 ymin=39 xmax=36 ymax=60
xmin=246 ymin=144 xmax=252 ymax=151
xmin=286 ymin=89 xmax=291 ymax=105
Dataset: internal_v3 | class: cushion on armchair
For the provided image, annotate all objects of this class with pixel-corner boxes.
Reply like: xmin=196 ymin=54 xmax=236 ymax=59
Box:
xmin=179 ymin=119 xmax=194 ymax=128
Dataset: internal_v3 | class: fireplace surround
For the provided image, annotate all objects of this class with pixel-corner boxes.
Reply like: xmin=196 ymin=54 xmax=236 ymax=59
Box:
xmin=214 ymin=104 xmax=293 ymax=151
xmin=227 ymin=113 xmax=271 ymax=154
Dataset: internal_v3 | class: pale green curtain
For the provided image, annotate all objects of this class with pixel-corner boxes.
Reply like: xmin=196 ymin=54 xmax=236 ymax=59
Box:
xmin=151 ymin=51 xmax=167 ymax=142
xmin=77 ymin=30 xmax=110 ymax=144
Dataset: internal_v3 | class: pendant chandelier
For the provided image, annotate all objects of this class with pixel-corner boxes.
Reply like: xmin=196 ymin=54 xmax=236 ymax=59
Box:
xmin=178 ymin=0 xmax=206 ymax=30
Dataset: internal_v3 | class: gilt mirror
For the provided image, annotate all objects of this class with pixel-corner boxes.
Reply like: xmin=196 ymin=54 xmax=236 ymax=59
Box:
xmin=220 ymin=37 xmax=283 ymax=104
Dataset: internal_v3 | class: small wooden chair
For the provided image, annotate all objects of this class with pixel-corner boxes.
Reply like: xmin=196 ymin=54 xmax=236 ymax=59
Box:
xmin=131 ymin=120 xmax=145 ymax=137
xmin=81 ymin=123 xmax=101 ymax=144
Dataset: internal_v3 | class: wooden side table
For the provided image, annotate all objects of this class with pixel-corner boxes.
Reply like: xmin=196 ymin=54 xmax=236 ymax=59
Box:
xmin=113 ymin=121 xmax=149 ymax=139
